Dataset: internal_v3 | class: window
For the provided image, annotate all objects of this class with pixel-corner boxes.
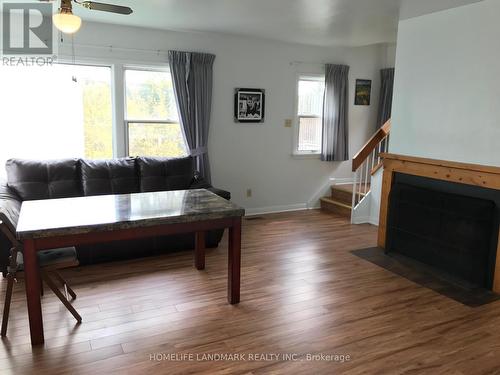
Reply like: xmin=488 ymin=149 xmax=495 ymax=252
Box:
xmin=0 ymin=64 xmax=113 ymax=170
xmin=125 ymin=69 xmax=187 ymax=158
xmin=295 ymin=75 xmax=325 ymax=154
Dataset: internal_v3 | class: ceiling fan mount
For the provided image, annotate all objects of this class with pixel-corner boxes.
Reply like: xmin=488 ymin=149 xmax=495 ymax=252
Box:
xmin=41 ymin=0 xmax=133 ymax=34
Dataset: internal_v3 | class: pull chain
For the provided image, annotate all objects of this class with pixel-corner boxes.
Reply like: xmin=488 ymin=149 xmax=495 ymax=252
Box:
xmin=71 ymin=34 xmax=77 ymax=82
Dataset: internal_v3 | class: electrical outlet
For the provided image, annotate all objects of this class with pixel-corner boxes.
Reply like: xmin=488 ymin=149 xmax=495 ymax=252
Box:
xmin=284 ymin=119 xmax=293 ymax=128
xmin=246 ymin=189 xmax=252 ymax=198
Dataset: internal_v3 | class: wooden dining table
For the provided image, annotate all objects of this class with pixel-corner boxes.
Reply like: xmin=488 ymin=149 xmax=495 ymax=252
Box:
xmin=16 ymin=189 xmax=245 ymax=346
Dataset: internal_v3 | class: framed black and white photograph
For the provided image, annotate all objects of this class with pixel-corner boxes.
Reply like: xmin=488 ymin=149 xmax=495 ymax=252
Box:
xmin=234 ymin=88 xmax=265 ymax=123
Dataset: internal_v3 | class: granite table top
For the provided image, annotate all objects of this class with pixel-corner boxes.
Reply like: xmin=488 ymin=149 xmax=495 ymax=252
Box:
xmin=16 ymin=189 xmax=245 ymax=240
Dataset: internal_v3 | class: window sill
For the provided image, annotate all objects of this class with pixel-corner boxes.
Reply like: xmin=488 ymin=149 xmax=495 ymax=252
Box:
xmin=292 ymin=153 xmax=321 ymax=159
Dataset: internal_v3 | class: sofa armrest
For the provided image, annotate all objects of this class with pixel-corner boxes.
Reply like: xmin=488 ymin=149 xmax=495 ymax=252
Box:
xmin=0 ymin=182 xmax=21 ymax=275
xmin=189 ymin=175 xmax=231 ymax=201
xmin=189 ymin=172 xmax=211 ymax=190
xmin=0 ymin=182 xmax=21 ymax=234
xmin=206 ymin=187 xmax=231 ymax=201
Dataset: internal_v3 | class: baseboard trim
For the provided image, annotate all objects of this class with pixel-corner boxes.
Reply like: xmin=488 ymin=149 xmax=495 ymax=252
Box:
xmin=330 ymin=177 xmax=354 ymax=185
xmin=352 ymin=215 xmax=379 ymax=226
xmin=245 ymin=203 xmax=316 ymax=216
xmin=351 ymin=215 xmax=370 ymax=224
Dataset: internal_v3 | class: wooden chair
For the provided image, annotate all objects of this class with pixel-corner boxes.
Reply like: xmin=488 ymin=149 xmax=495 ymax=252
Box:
xmin=1 ymin=220 xmax=81 ymax=337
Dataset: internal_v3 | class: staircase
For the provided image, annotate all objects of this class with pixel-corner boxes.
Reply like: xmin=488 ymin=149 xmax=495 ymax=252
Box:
xmin=320 ymin=119 xmax=391 ymax=220
xmin=320 ymin=184 xmax=370 ymax=217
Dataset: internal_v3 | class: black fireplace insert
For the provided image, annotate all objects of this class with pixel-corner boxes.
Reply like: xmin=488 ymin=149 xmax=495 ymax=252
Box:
xmin=386 ymin=178 xmax=499 ymax=289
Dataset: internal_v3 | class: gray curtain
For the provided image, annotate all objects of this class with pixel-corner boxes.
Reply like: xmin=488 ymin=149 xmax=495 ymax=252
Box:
xmin=376 ymin=68 xmax=395 ymax=128
xmin=321 ymin=64 xmax=350 ymax=162
xmin=168 ymin=51 xmax=215 ymax=183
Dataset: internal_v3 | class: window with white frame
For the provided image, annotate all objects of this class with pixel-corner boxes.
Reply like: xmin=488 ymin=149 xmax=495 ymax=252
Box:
xmin=124 ymin=68 xmax=188 ymax=158
xmin=0 ymin=63 xmax=113 ymax=173
xmin=295 ymin=75 xmax=325 ymax=154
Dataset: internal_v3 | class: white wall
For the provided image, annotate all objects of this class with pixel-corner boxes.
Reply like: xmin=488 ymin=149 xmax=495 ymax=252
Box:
xmin=54 ymin=22 xmax=384 ymax=213
xmin=399 ymin=0 xmax=484 ymax=20
xmin=384 ymin=43 xmax=397 ymax=68
xmin=390 ymin=0 xmax=500 ymax=167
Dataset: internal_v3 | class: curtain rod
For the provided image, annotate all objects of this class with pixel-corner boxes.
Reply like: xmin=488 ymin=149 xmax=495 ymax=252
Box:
xmin=290 ymin=61 xmax=327 ymax=66
xmin=59 ymin=41 xmax=170 ymax=55
xmin=58 ymin=44 xmax=329 ymax=65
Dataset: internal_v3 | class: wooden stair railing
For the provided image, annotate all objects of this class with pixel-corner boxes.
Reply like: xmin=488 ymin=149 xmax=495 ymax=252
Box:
xmin=350 ymin=119 xmax=391 ymax=212
xmin=352 ymin=120 xmax=391 ymax=172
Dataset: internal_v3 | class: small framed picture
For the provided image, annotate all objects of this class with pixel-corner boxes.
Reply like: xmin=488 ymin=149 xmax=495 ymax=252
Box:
xmin=354 ymin=79 xmax=372 ymax=106
xmin=234 ymin=88 xmax=265 ymax=123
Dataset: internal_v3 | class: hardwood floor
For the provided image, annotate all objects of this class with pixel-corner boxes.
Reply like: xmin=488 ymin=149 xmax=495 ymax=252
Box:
xmin=1 ymin=210 xmax=500 ymax=374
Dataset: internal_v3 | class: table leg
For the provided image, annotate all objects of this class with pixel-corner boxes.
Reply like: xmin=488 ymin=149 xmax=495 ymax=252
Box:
xmin=195 ymin=231 xmax=206 ymax=270
xmin=228 ymin=217 xmax=241 ymax=304
xmin=23 ymin=239 xmax=44 ymax=345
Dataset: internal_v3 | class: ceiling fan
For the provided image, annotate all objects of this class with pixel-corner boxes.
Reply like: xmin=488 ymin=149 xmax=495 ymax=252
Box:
xmin=40 ymin=0 xmax=133 ymax=34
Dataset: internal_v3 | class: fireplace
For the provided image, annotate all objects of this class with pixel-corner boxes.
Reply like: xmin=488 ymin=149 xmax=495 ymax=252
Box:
xmin=386 ymin=178 xmax=498 ymax=288
xmin=378 ymin=154 xmax=500 ymax=292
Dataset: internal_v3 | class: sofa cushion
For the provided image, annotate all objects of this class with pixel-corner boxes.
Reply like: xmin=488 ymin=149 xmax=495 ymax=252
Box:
xmin=80 ymin=158 xmax=139 ymax=196
xmin=16 ymin=247 xmax=77 ymax=270
xmin=138 ymin=157 xmax=195 ymax=192
xmin=6 ymin=159 xmax=81 ymax=201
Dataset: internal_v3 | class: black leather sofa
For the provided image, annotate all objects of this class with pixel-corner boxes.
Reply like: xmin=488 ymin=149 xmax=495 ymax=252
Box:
xmin=0 ymin=157 xmax=230 ymax=275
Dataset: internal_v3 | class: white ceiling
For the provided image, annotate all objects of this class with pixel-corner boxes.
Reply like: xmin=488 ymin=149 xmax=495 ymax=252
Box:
xmin=71 ymin=0 xmax=402 ymax=47
xmin=43 ymin=0 xmax=483 ymax=47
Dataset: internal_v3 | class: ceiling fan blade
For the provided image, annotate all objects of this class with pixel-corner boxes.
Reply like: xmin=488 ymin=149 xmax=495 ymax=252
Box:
xmin=80 ymin=1 xmax=133 ymax=15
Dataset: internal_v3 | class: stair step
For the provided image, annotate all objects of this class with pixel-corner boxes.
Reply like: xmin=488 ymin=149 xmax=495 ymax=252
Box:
xmin=332 ymin=183 xmax=370 ymax=194
xmin=320 ymin=197 xmax=352 ymax=217
xmin=331 ymin=187 xmax=354 ymax=205
xmin=331 ymin=184 xmax=369 ymax=205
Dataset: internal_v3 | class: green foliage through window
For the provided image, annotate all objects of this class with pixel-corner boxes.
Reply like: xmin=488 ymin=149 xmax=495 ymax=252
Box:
xmin=128 ymin=123 xmax=186 ymax=157
xmin=125 ymin=69 xmax=186 ymax=158
xmin=82 ymin=76 xmax=113 ymax=159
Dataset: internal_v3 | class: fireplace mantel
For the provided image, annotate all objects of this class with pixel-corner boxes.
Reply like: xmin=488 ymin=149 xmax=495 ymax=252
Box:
xmin=378 ymin=153 xmax=500 ymax=292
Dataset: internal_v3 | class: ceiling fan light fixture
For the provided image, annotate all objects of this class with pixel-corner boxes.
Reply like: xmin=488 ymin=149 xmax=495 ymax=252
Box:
xmin=53 ymin=8 xmax=82 ymax=34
